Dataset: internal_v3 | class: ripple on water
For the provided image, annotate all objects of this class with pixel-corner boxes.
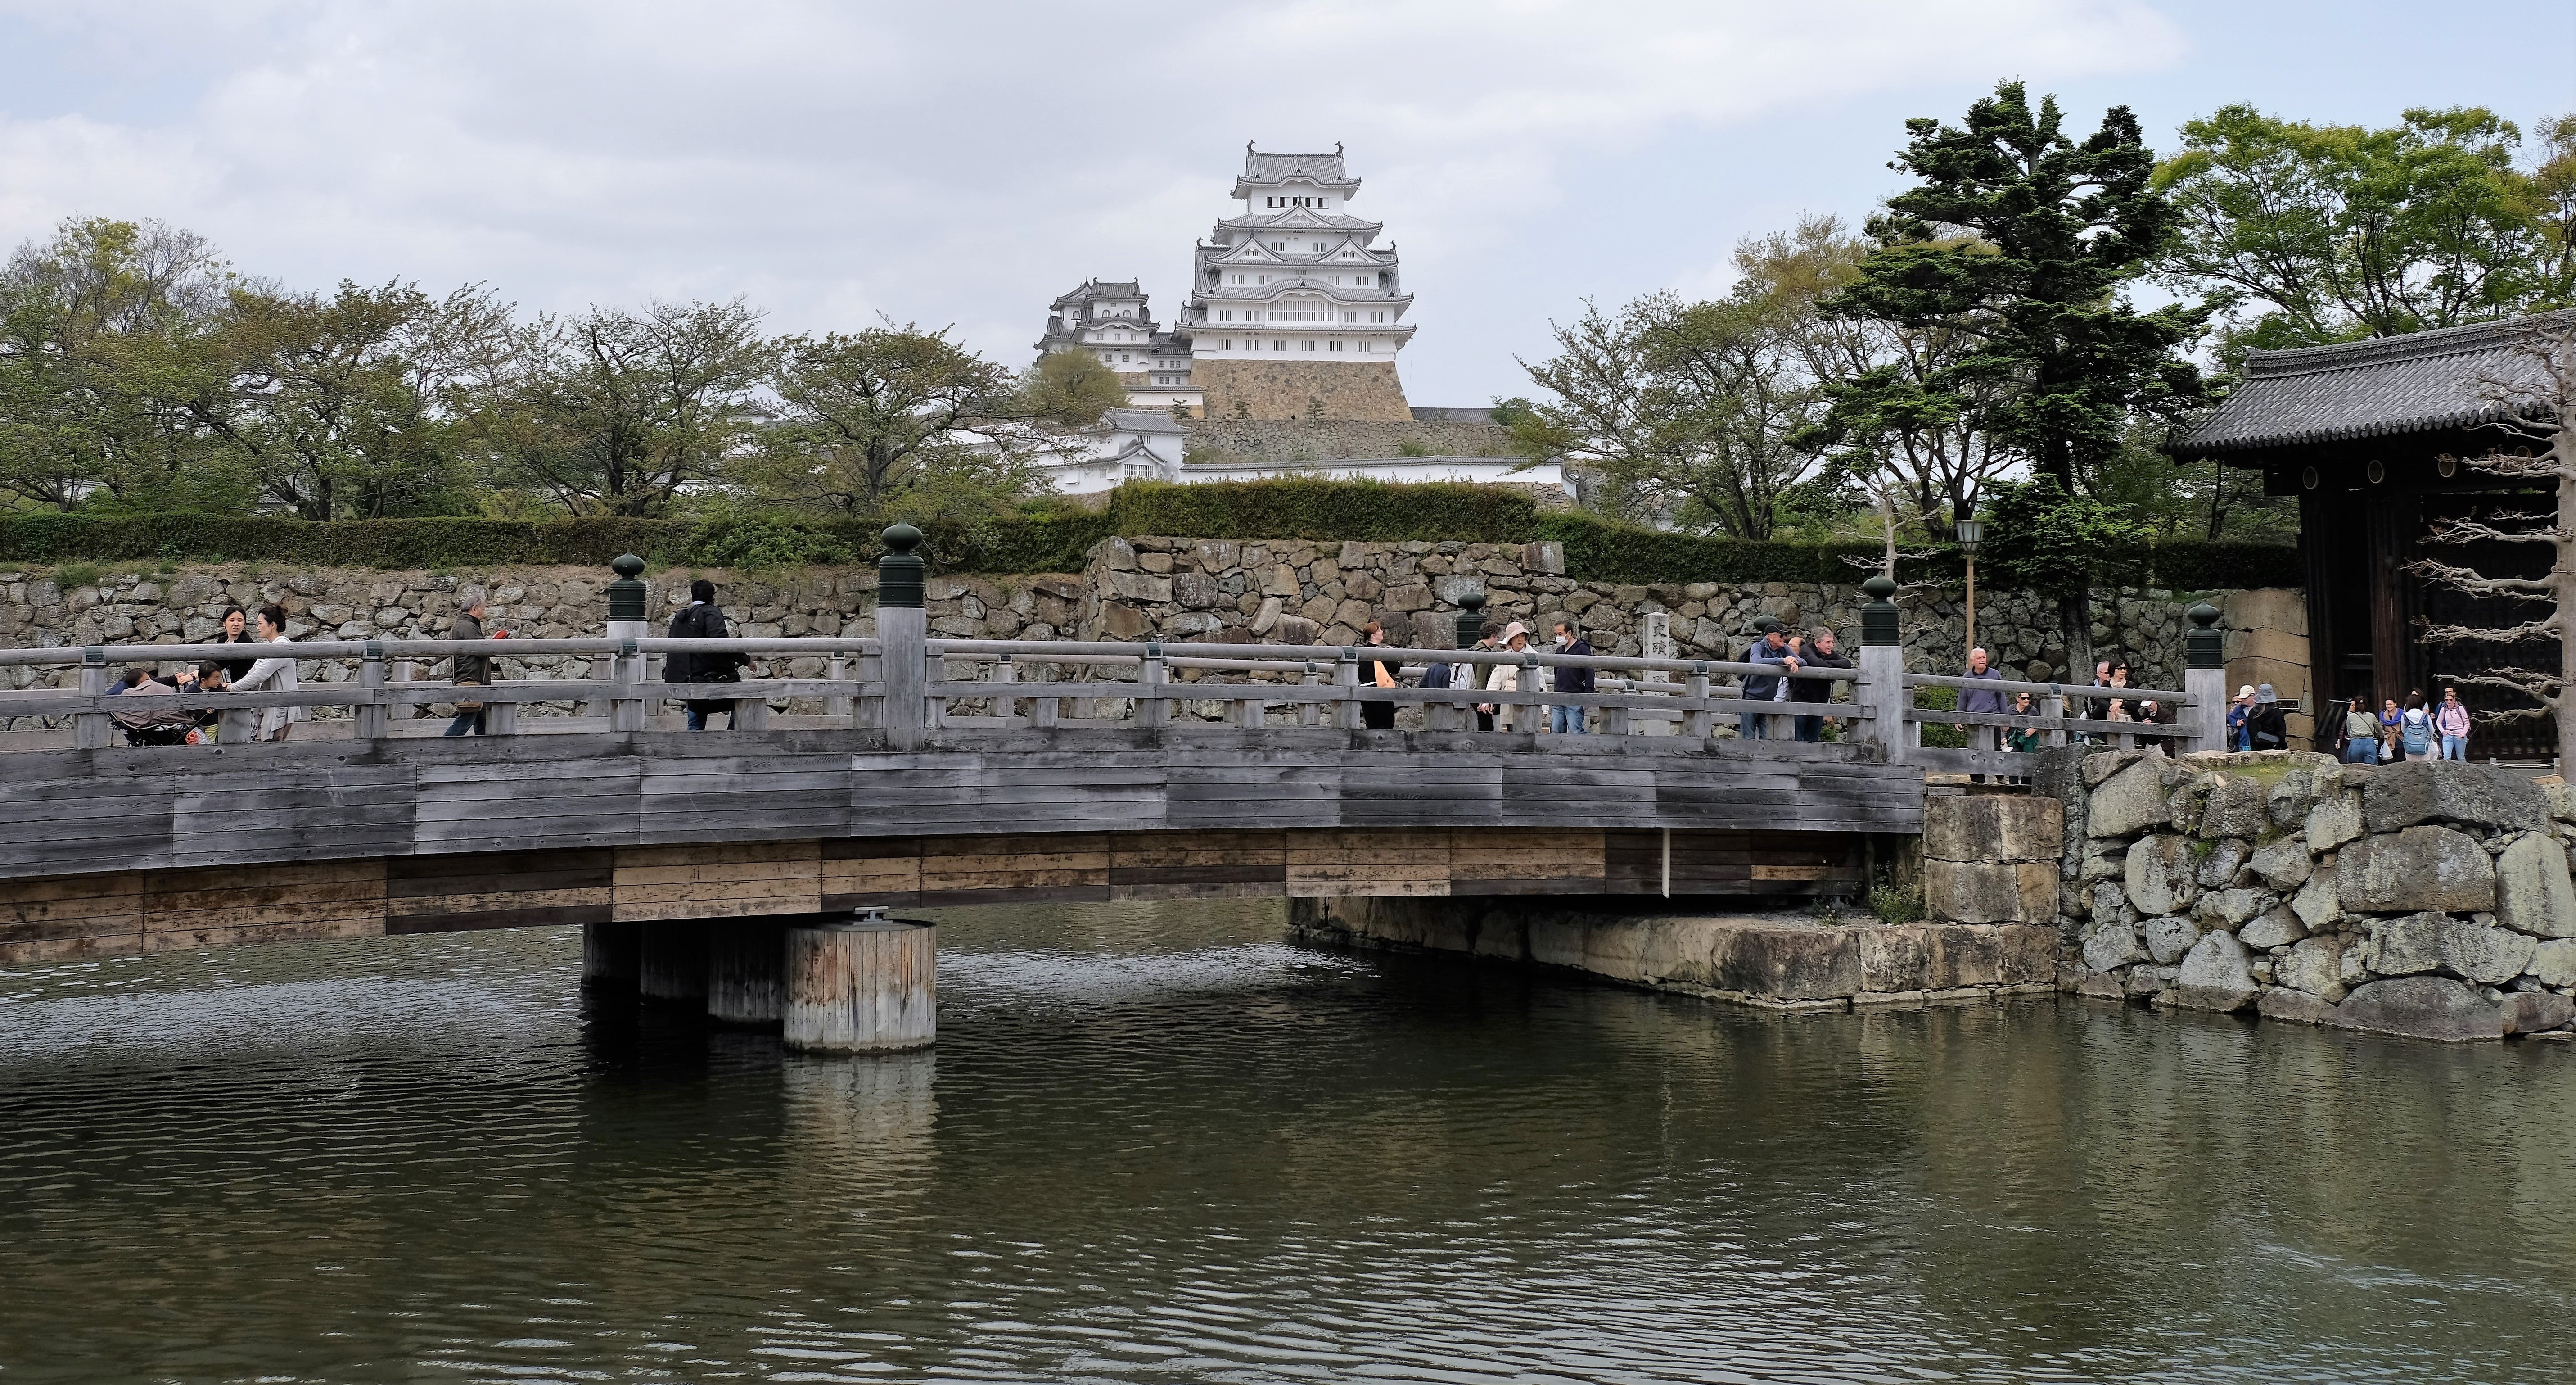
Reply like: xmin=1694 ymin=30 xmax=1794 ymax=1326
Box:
xmin=1 ymin=899 xmax=2573 ymax=1384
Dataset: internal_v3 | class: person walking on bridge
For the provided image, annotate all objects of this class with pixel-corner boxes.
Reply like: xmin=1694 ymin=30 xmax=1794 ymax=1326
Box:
xmin=1359 ymin=621 xmax=1400 ymax=731
xmin=668 ymin=579 xmax=749 ymax=731
xmin=227 ymin=604 xmax=302 ymax=742
xmin=1550 ymin=621 xmax=1593 ymax=734
xmin=443 ymin=588 xmax=493 ymax=738
xmin=1480 ymin=623 xmax=1531 ymax=731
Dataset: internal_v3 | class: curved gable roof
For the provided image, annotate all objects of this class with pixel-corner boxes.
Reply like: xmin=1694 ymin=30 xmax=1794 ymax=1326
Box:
xmin=2174 ymin=311 xmax=2573 ymax=457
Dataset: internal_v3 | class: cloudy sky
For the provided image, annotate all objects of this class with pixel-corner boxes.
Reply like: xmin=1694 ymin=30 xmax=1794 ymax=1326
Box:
xmin=4 ymin=1 xmax=2571 ymax=405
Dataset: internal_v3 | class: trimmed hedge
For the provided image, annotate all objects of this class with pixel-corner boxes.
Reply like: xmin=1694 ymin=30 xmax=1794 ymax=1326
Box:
xmin=0 ymin=481 xmax=2304 ymax=592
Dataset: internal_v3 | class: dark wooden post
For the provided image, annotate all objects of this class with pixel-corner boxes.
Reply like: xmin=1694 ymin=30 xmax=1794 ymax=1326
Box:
xmin=708 ymin=919 xmax=790 ymax=1026
xmin=1452 ymin=590 xmax=1485 ymax=731
xmin=785 ymin=911 xmax=935 ymax=1053
xmin=606 ymin=553 xmax=648 ymax=733
xmin=2185 ymin=602 xmax=2227 ymax=752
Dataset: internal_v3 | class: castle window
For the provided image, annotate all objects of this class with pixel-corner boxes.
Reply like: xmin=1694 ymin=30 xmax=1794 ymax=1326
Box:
xmin=1300 ymin=339 xmax=1316 ymax=352
xmin=1272 ymin=339 xmax=1286 ymax=352
xmin=1330 ymin=339 xmax=1344 ymax=352
xmin=1342 ymin=312 xmax=1356 ymax=323
xmin=1359 ymin=340 xmax=1373 ymax=352
xmin=1229 ymin=274 xmax=1244 ymax=285
xmin=1218 ymin=310 xmax=1233 ymax=321
xmin=1371 ymin=312 xmax=1385 ymax=323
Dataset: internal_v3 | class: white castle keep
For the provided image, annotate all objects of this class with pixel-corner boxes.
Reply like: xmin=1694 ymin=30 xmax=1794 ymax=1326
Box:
xmin=1035 ymin=144 xmax=1418 ymax=423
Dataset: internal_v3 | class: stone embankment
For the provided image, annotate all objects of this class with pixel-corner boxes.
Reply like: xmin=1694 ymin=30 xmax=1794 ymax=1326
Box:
xmin=2064 ymin=752 xmax=2576 ymax=1042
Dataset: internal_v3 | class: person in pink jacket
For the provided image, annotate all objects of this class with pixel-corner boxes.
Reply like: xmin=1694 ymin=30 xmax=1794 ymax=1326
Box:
xmin=2436 ymin=687 xmax=2472 ymax=761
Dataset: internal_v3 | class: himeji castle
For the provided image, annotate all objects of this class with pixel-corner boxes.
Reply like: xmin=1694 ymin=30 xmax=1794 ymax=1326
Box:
xmin=1035 ymin=144 xmax=1419 ymax=422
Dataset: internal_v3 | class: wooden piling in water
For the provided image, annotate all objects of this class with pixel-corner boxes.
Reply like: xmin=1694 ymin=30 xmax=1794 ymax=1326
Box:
xmin=581 ymin=922 xmax=641 ymax=991
xmin=638 ymin=921 xmax=710 ymax=1005
xmin=708 ymin=919 xmax=790 ymax=1027
xmin=785 ymin=915 xmax=935 ymax=1053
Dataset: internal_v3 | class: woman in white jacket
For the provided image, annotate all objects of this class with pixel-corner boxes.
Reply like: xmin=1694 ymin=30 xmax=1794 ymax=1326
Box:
xmin=1481 ymin=622 xmax=1531 ymax=731
xmin=227 ymin=604 xmax=302 ymax=742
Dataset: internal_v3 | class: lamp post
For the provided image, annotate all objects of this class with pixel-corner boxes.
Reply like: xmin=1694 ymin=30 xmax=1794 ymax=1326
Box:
xmin=1954 ymin=512 xmax=1984 ymax=656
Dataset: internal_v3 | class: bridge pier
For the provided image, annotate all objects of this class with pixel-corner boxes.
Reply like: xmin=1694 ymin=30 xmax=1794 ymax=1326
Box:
xmin=708 ymin=919 xmax=791 ymax=1027
xmin=785 ymin=913 xmax=936 ymax=1054
xmin=638 ymin=922 xmax=711 ymax=1005
xmin=581 ymin=922 xmax=641 ymax=991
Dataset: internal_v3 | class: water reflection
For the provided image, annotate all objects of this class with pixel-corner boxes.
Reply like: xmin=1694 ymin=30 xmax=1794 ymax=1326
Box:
xmin=1 ymin=900 xmax=2571 ymax=1383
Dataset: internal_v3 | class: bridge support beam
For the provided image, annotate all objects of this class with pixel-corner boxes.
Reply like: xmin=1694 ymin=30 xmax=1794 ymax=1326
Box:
xmin=708 ymin=918 xmax=791 ymax=1027
xmin=581 ymin=922 xmax=641 ymax=991
xmin=638 ymin=921 xmax=711 ymax=1005
xmin=785 ymin=914 xmax=935 ymax=1054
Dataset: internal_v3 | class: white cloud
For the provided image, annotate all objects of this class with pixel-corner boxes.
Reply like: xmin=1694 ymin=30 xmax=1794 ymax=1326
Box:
xmin=0 ymin=0 xmax=2192 ymax=400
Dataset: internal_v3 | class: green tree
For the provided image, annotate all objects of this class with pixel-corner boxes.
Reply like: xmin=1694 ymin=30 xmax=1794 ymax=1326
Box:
xmin=1514 ymin=290 xmax=1823 ymax=539
xmin=1829 ymin=81 xmax=2207 ymax=493
xmin=745 ymin=323 xmax=1047 ymax=522
xmin=1024 ymin=349 xmax=1130 ymax=427
xmin=219 ymin=281 xmax=504 ymax=519
xmin=1979 ymin=475 xmax=2152 ymax=663
xmin=2153 ymin=104 xmax=2576 ymax=352
xmin=1830 ymin=81 xmax=2206 ymax=670
xmin=0 ymin=217 xmax=255 ymax=512
xmin=475 ymin=298 xmax=771 ymax=517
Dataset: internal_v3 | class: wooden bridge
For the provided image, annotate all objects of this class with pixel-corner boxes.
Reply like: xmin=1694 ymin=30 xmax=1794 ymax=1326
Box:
xmin=0 ymin=544 xmax=2222 ymax=1046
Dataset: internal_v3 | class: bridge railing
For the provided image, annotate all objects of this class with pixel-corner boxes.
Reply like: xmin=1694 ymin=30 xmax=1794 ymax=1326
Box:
xmin=1896 ymin=671 xmax=2202 ymax=777
xmin=0 ymin=633 xmax=1876 ymax=751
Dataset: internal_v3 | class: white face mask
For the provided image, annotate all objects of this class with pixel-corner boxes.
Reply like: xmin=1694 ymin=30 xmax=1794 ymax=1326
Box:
xmin=1554 ymin=634 xmax=1569 ymax=647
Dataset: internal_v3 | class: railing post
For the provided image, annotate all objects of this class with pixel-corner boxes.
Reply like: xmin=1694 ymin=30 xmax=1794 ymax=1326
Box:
xmin=75 ymin=648 xmax=109 ymax=750
xmin=1520 ymin=651 xmax=1542 ymax=740
xmin=1683 ymin=662 xmax=1711 ymax=740
xmin=356 ymin=641 xmax=387 ymax=743
xmin=1140 ymin=639 xmax=1170 ymax=729
xmin=488 ymin=690 xmax=520 ymax=735
xmin=2185 ymin=602 xmax=2228 ymax=754
xmin=1855 ymin=575 xmax=1908 ymax=765
xmin=826 ymin=654 xmax=852 ymax=721
xmin=392 ymin=660 xmax=418 ymax=723
xmin=2042 ymin=684 xmax=2066 ymax=747
xmin=1334 ymin=647 xmax=1361 ymax=731
xmin=606 ymin=552 xmax=650 ymax=733
xmin=1299 ymin=661 xmax=1322 ymax=727
xmin=877 ymin=523 xmax=929 ymax=751
xmin=1452 ymin=591 xmax=1484 ymax=731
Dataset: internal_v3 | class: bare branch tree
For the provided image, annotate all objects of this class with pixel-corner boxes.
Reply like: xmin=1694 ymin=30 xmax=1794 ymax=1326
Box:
xmin=2404 ymin=320 xmax=2576 ymax=742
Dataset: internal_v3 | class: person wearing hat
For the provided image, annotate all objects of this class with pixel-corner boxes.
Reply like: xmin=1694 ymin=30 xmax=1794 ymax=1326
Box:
xmin=1480 ymin=622 xmax=1531 ymax=731
xmin=2227 ymin=684 xmax=2255 ymax=752
xmin=2247 ymin=683 xmax=2289 ymax=751
xmin=1740 ymin=621 xmax=1794 ymax=740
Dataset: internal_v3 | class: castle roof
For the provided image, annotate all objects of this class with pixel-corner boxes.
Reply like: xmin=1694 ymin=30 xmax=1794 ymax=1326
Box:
xmin=2172 ymin=311 xmax=2575 ymax=458
xmin=1234 ymin=143 xmax=1358 ymax=196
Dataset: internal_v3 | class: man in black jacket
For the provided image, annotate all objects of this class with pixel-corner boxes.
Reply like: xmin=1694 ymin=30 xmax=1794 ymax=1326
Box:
xmin=1550 ymin=621 xmax=1594 ymax=734
xmin=1788 ymin=626 xmax=1850 ymax=742
xmin=669 ymin=579 xmax=747 ymax=731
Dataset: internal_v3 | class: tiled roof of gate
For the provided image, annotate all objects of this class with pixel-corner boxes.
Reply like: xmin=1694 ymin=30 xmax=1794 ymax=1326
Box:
xmin=2173 ymin=311 xmax=2573 ymax=457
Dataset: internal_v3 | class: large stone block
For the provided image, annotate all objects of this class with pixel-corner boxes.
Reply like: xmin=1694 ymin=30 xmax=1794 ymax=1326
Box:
xmin=1924 ymin=860 xmax=2056 ymax=923
xmin=2224 ymin=586 xmax=2307 ymax=637
xmin=1923 ymin=794 xmax=2064 ymax=864
xmin=2365 ymin=911 xmax=2448 ymax=977
xmin=2503 ymin=991 xmax=2575 ymax=1035
xmin=2332 ymin=976 xmax=2504 ymax=1041
xmin=2248 ymin=835 xmax=2312 ymax=891
xmin=2239 ymin=907 xmax=2307 ymax=950
xmin=2081 ymin=919 xmax=2143 ymax=972
xmin=2441 ymin=916 xmax=2536 ymax=985
xmin=2291 ymin=863 xmax=2341 ymax=931
xmin=2494 ymin=833 xmax=2576 ymax=939
xmin=2089 ymin=758 xmax=2178 ymax=837
xmin=2339 ymin=826 xmax=2495 ymax=914
xmin=2195 ymin=837 xmax=2249 ymax=888
xmin=2192 ymin=887 xmax=2268 ymax=929
xmin=1707 ymin=926 xmax=1863 ymax=1000
xmin=2362 ymin=760 xmax=2548 ymax=834
xmin=2528 ymin=938 xmax=2576 ymax=987
xmin=2142 ymin=914 xmax=2201 ymax=965
xmin=2260 ymin=988 xmax=2337 ymax=1024
xmin=2305 ymin=791 xmax=2364 ymax=853
xmin=2278 ymin=935 xmax=2350 ymax=1001
xmin=2171 ymin=930 xmax=2257 ymax=1012
xmin=2124 ymin=833 xmax=2199 ymax=917
xmin=2198 ymin=776 xmax=2271 ymax=840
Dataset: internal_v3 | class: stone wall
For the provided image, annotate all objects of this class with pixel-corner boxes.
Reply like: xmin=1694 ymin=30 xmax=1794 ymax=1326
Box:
xmin=1182 ymin=417 xmax=1518 ymax=462
xmin=1071 ymin=537 xmax=2285 ymax=690
xmin=1190 ymin=359 xmax=1411 ymax=421
xmin=2065 ymin=751 xmax=2576 ymax=1041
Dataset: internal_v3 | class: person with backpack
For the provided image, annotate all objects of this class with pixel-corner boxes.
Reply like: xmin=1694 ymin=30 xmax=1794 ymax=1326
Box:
xmin=2246 ymin=683 xmax=2289 ymax=752
xmin=667 ymin=579 xmax=750 ymax=731
xmin=2399 ymin=692 xmax=2435 ymax=761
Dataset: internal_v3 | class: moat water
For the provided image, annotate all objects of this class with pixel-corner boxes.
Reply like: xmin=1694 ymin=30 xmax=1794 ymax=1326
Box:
xmin=3 ymin=900 xmax=2573 ymax=1384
